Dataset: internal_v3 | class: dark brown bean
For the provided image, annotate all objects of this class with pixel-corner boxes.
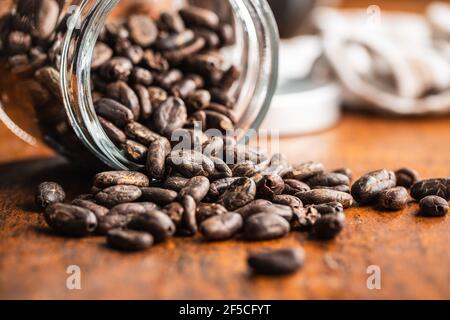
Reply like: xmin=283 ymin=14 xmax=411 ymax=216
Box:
xmin=130 ymin=67 xmax=153 ymax=86
xmin=311 ymin=213 xmax=345 ymax=240
xmin=7 ymin=31 xmax=31 ymax=54
xmin=196 ymin=203 xmax=228 ymax=223
xmin=232 ymin=161 xmax=258 ymax=178
xmin=200 ymin=212 xmax=243 ymax=241
xmin=107 ymin=229 xmax=153 ymax=251
xmin=236 ymin=199 xmax=273 ymax=220
xmin=209 ymin=87 xmax=235 ymax=108
xmin=163 ymin=202 xmax=184 ymax=227
xmin=160 ymin=12 xmax=185 ymax=33
xmin=20 ymin=0 xmax=60 ymax=39
xmin=124 ymin=121 xmax=161 ymax=145
xmin=419 ymin=196 xmax=449 ymax=217
xmin=291 ymin=206 xmax=321 ymax=231
xmin=306 ymin=173 xmax=350 ymax=187
xmin=95 ymin=98 xmax=134 ymax=127
xmin=142 ymin=49 xmax=169 ymax=72
xmin=155 ymin=30 xmax=195 ymax=51
xmin=180 ymin=195 xmax=197 ymax=236
xmin=95 ymin=185 xmax=143 ymax=207
xmin=162 ymin=37 xmax=205 ymax=63
xmin=351 ymin=169 xmax=397 ymax=204
xmin=219 ymin=177 xmax=257 ymax=211
xmin=261 ymin=204 xmax=294 ymax=222
xmin=133 ymin=84 xmax=152 ymax=121
xmin=100 ymin=57 xmax=133 ymax=81
xmin=156 ymin=69 xmax=183 ymax=89
xmin=166 ymin=149 xmax=215 ymax=178
xmin=44 ymin=203 xmax=97 ymax=237
xmin=146 ymin=137 xmax=172 ymax=180
xmin=262 ymin=153 xmax=291 ymax=176
xmin=124 ymin=140 xmax=147 ymax=163
xmin=219 ymin=66 xmax=241 ymax=90
xmin=106 ymin=81 xmax=140 ymax=120
xmin=219 ymin=23 xmax=234 ymax=46
xmin=93 ymin=171 xmax=149 ymax=188
xmin=128 ymin=210 xmax=176 ymax=242
xmin=99 ymin=116 xmax=127 ymax=145
xmin=109 ymin=202 xmax=159 ymax=220
xmin=286 ymin=161 xmax=325 ymax=181
xmin=35 ymin=181 xmax=65 ymax=209
xmin=179 ymin=7 xmax=220 ymax=31
xmin=248 ymin=248 xmax=305 ymax=275
xmin=97 ymin=214 xmax=129 ymax=235
xmin=244 ymin=213 xmax=290 ymax=241
xmin=256 ymin=174 xmax=285 ymax=199
xmin=127 ymin=14 xmax=158 ymax=47
xmin=272 ymin=195 xmax=303 ymax=211
xmin=192 ymin=28 xmax=220 ymax=49
xmin=140 ymin=187 xmax=177 ymax=206
xmin=310 ymin=202 xmax=344 ymax=216
xmin=332 ymin=168 xmax=353 ymax=180
xmin=208 ymin=177 xmax=240 ymax=199
xmin=411 ymin=179 xmax=450 ymax=201
xmin=179 ymin=176 xmax=210 ymax=203
xmin=71 ymin=199 xmax=109 ymax=219
xmin=91 ymin=42 xmax=113 ymax=69
xmin=35 ymin=67 xmax=63 ymax=102
xmin=209 ymin=157 xmax=233 ymax=180
xmin=171 ymin=79 xmax=197 ymax=98
xmin=186 ymin=90 xmax=211 ymax=110
xmin=151 ymin=97 xmax=187 ymax=137
xmin=163 ymin=176 xmax=190 ymax=192
xmin=295 ymin=189 xmax=354 ymax=208
xmin=395 ymin=168 xmax=419 ymax=188
xmin=115 ymin=38 xmax=144 ymax=65
xmin=378 ymin=187 xmax=410 ymax=210
xmin=283 ymin=179 xmax=311 ymax=195
xmin=312 ymin=185 xmax=351 ymax=193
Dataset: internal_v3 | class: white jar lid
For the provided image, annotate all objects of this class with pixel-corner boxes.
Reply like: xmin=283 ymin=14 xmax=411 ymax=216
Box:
xmin=260 ymin=36 xmax=342 ymax=135
xmin=260 ymin=79 xmax=341 ymax=135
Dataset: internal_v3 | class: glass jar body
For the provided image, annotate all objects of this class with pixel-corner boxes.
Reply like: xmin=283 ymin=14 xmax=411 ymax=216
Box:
xmin=0 ymin=0 xmax=278 ymax=170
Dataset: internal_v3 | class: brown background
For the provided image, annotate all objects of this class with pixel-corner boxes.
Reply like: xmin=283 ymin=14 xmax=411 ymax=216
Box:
xmin=0 ymin=0 xmax=449 ymax=300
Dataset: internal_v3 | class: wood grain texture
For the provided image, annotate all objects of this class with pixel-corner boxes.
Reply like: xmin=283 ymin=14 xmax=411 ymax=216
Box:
xmin=0 ymin=113 xmax=449 ymax=300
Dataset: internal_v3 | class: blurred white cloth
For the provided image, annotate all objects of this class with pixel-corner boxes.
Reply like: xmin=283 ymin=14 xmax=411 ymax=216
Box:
xmin=311 ymin=2 xmax=450 ymax=115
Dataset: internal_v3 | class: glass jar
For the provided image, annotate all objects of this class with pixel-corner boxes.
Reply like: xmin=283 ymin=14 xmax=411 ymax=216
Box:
xmin=0 ymin=0 xmax=278 ymax=170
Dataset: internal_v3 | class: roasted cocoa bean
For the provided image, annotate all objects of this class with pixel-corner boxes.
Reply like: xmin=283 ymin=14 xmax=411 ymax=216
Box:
xmin=248 ymin=248 xmax=305 ymax=275
xmin=44 ymin=203 xmax=97 ymax=237
xmin=128 ymin=210 xmax=176 ymax=242
xmin=378 ymin=187 xmax=410 ymax=210
xmin=351 ymin=169 xmax=396 ymax=204
xmin=95 ymin=185 xmax=142 ymax=207
xmin=419 ymin=196 xmax=449 ymax=217
xmin=244 ymin=213 xmax=290 ymax=241
xmin=35 ymin=181 xmax=65 ymax=209
xmin=107 ymin=229 xmax=153 ymax=251
xmin=295 ymin=189 xmax=354 ymax=208
xmin=93 ymin=171 xmax=149 ymax=188
xmin=411 ymin=179 xmax=450 ymax=201
xmin=140 ymin=187 xmax=177 ymax=206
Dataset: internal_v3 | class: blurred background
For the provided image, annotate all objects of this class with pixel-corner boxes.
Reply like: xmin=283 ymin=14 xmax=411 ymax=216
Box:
xmin=261 ymin=0 xmax=450 ymax=135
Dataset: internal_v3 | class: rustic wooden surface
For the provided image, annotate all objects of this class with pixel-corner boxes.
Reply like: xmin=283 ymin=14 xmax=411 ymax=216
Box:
xmin=0 ymin=112 xmax=449 ymax=300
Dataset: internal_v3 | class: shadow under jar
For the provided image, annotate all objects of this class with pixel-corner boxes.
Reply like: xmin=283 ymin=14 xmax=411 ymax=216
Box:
xmin=0 ymin=0 xmax=278 ymax=170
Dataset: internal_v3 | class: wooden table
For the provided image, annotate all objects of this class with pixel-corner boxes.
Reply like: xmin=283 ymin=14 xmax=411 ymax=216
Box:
xmin=0 ymin=112 xmax=449 ymax=300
